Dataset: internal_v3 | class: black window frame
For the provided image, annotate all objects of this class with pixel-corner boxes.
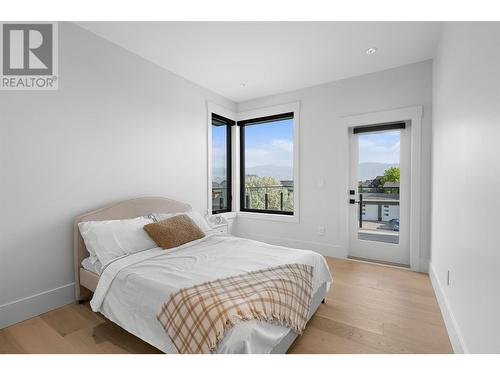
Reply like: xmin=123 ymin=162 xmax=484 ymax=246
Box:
xmin=238 ymin=112 xmax=295 ymax=216
xmin=352 ymin=121 xmax=406 ymax=134
xmin=211 ymin=113 xmax=234 ymax=214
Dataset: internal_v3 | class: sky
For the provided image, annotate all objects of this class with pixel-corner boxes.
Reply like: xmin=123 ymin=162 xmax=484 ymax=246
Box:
xmin=358 ymin=130 xmax=400 ymax=164
xmin=243 ymin=119 xmax=293 ymax=168
xmin=212 ymin=118 xmax=294 ymax=180
xmin=212 ymin=125 xmax=228 ymax=175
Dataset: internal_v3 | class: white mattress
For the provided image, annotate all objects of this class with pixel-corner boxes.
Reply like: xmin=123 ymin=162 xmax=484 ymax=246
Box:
xmin=90 ymin=234 xmax=333 ymax=354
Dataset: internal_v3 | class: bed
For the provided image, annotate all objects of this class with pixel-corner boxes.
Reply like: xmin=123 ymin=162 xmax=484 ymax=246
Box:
xmin=74 ymin=197 xmax=333 ymax=354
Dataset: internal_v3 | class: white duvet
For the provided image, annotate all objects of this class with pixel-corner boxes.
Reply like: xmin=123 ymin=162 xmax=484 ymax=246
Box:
xmin=90 ymin=234 xmax=333 ymax=354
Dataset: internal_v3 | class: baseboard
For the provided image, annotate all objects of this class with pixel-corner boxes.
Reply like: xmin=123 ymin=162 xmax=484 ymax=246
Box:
xmin=429 ymin=262 xmax=468 ymax=353
xmin=0 ymin=283 xmax=75 ymax=329
xmin=236 ymin=232 xmax=347 ymax=258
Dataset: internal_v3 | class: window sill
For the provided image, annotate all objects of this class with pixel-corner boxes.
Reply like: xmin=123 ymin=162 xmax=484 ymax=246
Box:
xmin=237 ymin=211 xmax=299 ymax=223
xmin=211 ymin=211 xmax=237 ymax=220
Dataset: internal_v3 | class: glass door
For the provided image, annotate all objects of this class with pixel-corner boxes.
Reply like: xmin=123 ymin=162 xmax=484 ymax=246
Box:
xmin=348 ymin=124 xmax=411 ymax=266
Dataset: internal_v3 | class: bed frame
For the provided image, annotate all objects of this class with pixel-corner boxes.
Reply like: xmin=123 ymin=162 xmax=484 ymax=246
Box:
xmin=74 ymin=197 xmax=191 ymax=302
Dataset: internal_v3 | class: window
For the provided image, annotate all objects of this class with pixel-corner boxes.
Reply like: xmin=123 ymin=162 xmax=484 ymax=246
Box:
xmin=211 ymin=113 xmax=233 ymax=214
xmin=239 ymin=112 xmax=294 ymax=215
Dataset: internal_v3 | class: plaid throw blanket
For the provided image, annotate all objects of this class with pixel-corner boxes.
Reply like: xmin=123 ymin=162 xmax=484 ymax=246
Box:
xmin=157 ymin=263 xmax=314 ymax=354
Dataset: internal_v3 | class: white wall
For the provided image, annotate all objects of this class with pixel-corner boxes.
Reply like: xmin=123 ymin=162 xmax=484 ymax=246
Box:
xmin=0 ymin=22 xmax=235 ymax=327
xmin=430 ymin=22 xmax=500 ymax=353
xmin=235 ymin=61 xmax=432 ymax=266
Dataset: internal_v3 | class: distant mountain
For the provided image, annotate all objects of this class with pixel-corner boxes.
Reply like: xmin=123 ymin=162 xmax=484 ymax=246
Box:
xmin=358 ymin=162 xmax=399 ymax=182
xmin=245 ymin=165 xmax=293 ymax=180
xmin=213 ymin=165 xmax=293 ymax=181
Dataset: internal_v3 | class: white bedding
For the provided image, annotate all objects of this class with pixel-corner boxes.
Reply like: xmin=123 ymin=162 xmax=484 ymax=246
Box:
xmin=81 ymin=257 xmax=102 ymax=275
xmin=90 ymin=234 xmax=333 ymax=354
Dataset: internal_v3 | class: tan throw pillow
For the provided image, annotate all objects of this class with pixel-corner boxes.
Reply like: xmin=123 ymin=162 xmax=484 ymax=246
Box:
xmin=143 ymin=214 xmax=205 ymax=249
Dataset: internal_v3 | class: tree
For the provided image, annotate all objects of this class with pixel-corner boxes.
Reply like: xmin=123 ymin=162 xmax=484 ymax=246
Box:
xmin=379 ymin=167 xmax=400 ymax=194
xmin=380 ymin=167 xmax=400 ymax=185
xmin=244 ymin=175 xmax=293 ymax=212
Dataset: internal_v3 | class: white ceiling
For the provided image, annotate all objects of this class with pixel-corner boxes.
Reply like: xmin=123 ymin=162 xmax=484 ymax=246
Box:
xmin=77 ymin=22 xmax=441 ymax=102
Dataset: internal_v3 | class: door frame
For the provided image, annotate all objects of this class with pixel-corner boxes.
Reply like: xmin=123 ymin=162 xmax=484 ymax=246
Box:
xmin=343 ymin=106 xmax=423 ymax=272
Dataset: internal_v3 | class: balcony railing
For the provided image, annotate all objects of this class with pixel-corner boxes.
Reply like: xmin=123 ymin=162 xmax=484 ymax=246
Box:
xmin=359 ymin=186 xmax=399 ymax=198
xmin=212 ymin=185 xmax=294 ymax=214
xmin=243 ymin=185 xmax=293 ymax=213
xmin=212 ymin=186 xmax=229 ymax=212
xmin=356 ymin=186 xmax=400 ymax=232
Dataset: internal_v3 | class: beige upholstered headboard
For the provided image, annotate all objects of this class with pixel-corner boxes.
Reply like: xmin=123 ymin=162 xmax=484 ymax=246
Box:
xmin=74 ymin=197 xmax=191 ymax=301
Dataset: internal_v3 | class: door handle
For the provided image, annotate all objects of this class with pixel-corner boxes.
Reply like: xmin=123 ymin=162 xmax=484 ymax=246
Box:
xmin=349 ymin=192 xmax=363 ymax=204
xmin=348 ymin=193 xmax=364 ymax=229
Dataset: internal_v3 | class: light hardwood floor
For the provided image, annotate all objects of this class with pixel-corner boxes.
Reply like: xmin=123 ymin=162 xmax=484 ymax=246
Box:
xmin=0 ymin=257 xmax=453 ymax=354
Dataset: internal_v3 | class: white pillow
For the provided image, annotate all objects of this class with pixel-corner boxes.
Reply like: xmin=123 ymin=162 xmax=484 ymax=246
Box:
xmin=151 ymin=211 xmax=212 ymax=232
xmin=78 ymin=216 xmax=156 ymax=268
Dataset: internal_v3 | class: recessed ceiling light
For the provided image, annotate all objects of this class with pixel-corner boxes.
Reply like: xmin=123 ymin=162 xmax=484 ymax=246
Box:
xmin=239 ymin=82 xmax=247 ymax=87
xmin=365 ymin=47 xmax=378 ymax=55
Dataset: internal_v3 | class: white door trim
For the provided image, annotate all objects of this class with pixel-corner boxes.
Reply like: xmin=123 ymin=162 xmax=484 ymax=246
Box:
xmin=343 ymin=106 xmax=423 ymax=272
